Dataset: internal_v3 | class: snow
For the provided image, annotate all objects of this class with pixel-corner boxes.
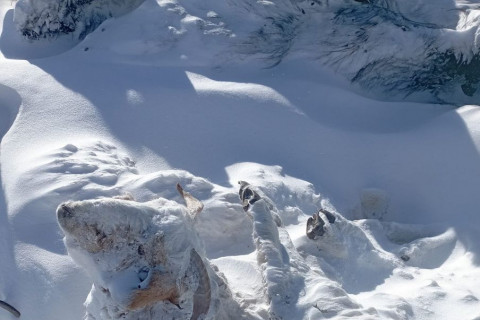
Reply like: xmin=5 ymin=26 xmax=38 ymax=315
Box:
xmin=1 ymin=0 xmax=480 ymax=319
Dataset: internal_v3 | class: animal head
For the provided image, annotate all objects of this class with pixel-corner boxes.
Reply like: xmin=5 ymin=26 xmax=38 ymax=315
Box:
xmin=56 ymin=185 xmax=210 ymax=318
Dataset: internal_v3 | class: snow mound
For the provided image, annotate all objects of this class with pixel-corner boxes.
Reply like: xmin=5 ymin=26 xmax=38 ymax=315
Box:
xmin=13 ymin=0 xmax=480 ymax=103
xmin=1 ymin=137 xmax=480 ymax=319
xmin=3 ymin=0 xmax=480 ymax=317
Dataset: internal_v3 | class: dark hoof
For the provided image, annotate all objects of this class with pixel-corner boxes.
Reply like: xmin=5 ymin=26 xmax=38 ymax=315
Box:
xmin=306 ymin=212 xmax=326 ymax=240
xmin=238 ymin=181 xmax=261 ymax=212
xmin=400 ymin=255 xmax=410 ymax=262
xmin=319 ymin=208 xmax=336 ymax=224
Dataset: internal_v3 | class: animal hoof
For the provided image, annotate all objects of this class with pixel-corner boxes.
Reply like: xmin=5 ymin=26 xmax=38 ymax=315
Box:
xmin=306 ymin=212 xmax=326 ymax=240
xmin=238 ymin=181 xmax=261 ymax=212
xmin=319 ymin=208 xmax=336 ymax=224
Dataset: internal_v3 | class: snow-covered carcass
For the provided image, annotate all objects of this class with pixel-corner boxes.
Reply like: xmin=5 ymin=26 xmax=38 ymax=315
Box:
xmin=56 ymin=184 xmax=247 ymax=320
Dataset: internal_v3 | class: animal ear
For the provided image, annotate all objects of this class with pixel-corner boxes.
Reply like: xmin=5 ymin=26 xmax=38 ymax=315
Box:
xmin=176 ymin=183 xmax=204 ymax=218
xmin=189 ymin=249 xmax=211 ymax=320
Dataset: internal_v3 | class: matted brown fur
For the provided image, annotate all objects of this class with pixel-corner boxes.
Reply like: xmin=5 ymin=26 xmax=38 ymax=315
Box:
xmin=128 ymin=271 xmax=180 ymax=310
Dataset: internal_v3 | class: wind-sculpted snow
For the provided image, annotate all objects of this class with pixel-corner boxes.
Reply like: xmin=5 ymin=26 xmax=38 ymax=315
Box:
xmin=13 ymin=0 xmax=480 ymax=102
xmin=0 ymin=85 xmax=21 ymax=318
xmin=323 ymin=2 xmax=480 ymax=103
xmin=236 ymin=0 xmax=480 ymax=103
xmin=2 ymin=137 xmax=480 ymax=319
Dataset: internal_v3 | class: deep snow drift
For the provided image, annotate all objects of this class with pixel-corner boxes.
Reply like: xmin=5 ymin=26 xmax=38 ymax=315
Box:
xmin=1 ymin=0 xmax=480 ymax=319
xmin=11 ymin=0 xmax=480 ymax=103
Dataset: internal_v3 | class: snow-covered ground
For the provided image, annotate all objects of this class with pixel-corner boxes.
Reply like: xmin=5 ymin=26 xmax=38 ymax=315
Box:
xmin=1 ymin=0 xmax=480 ymax=319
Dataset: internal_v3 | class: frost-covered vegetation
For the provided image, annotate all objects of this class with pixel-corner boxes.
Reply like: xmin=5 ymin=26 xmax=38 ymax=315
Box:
xmin=14 ymin=0 xmax=144 ymax=39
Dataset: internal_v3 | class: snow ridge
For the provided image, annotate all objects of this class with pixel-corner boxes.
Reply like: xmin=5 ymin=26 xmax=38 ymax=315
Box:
xmin=13 ymin=0 xmax=480 ymax=102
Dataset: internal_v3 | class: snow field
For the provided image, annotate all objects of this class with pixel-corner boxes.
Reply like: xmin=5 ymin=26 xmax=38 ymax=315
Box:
xmin=2 ymin=0 xmax=480 ymax=319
